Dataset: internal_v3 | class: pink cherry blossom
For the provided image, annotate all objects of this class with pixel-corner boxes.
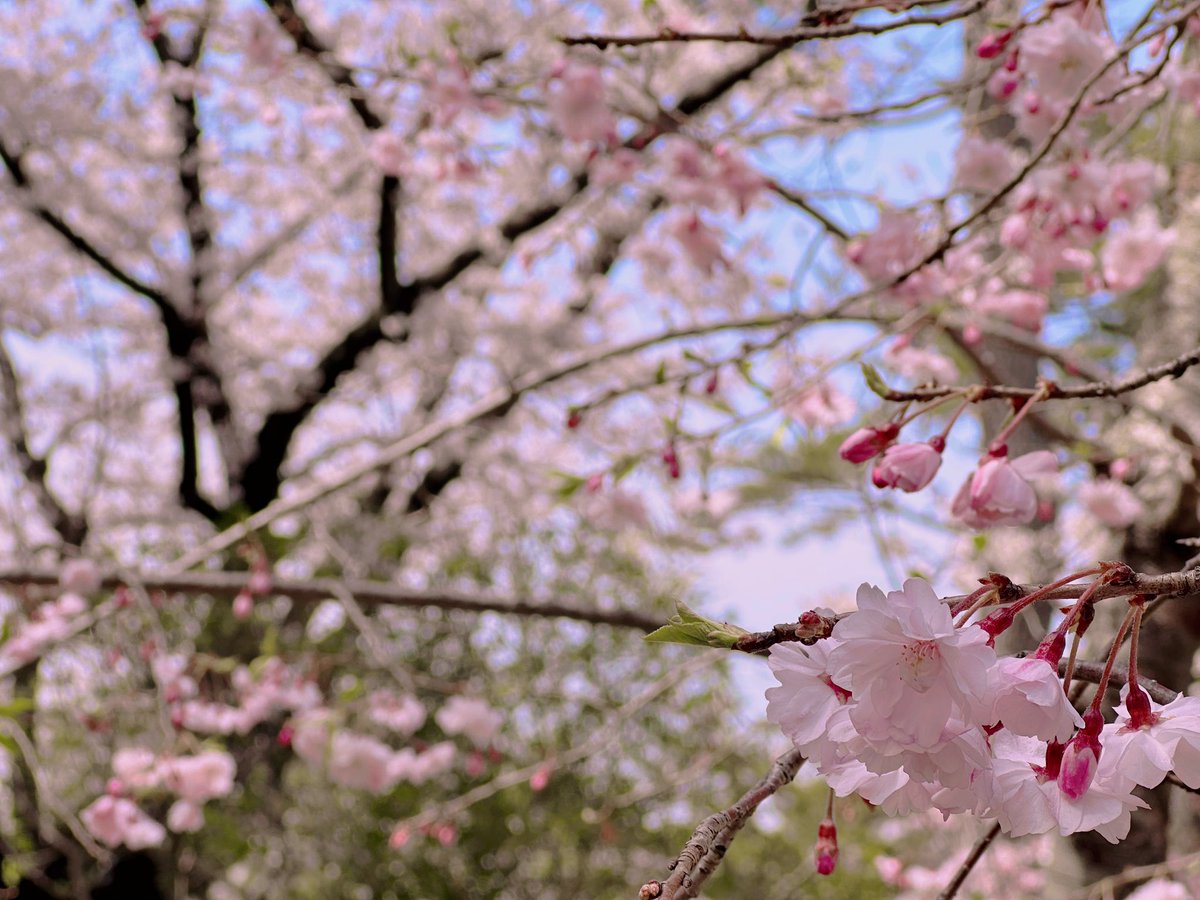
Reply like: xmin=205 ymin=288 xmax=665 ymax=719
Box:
xmin=435 ymin=696 xmax=502 ymax=747
xmin=765 ymin=640 xmax=849 ymax=750
xmin=954 ymin=135 xmax=1018 ymax=194
xmin=972 ymin=284 xmax=1048 ymax=332
xmin=112 ymin=747 xmax=162 ymax=790
xmin=1105 ymin=687 xmax=1200 ymax=789
xmin=368 ymin=133 xmax=407 ymax=178
xmin=1058 ymin=711 xmax=1102 ymax=800
xmin=327 ymin=731 xmax=398 ymax=794
xmin=1018 ymin=14 xmax=1110 ymax=103
xmin=368 ymin=690 xmax=427 ymax=736
xmin=784 ymin=382 xmax=855 ymax=431
xmin=669 ymin=212 xmax=725 ymax=272
xmin=952 ymin=451 xmax=1058 ymax=528
xmin=987 ymin=657 xmax=1083 ymax=743
xmin=549 ymin=63 xmax=615 ymax=144
xmin=871 ymin=441 xmax=943 ymax=493
xmin=161 ymin=751 xmax=237 ymax=804
xmin=60 ymin=558 xmax=101 ymax=594
xmin=1079 ymin=477 xmax=1144 ymax=528
xmin=1101 ymin=213 xmax=1175 ymax=292
xmin=882 ymin=340 xmax=958 ymax=385
xmin=167 ymin=800 xmax=205 ymax=833
xmin=81 ymin=796 xmax=166 ymax=850
xmin=828 ymin=580 xmax=995 ymax=748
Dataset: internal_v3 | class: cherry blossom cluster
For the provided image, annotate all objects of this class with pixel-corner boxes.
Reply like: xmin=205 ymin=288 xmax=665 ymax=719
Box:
xmin=81 ymin=748 xmax=236 ymax=849
xmin=765 ymin=576 xmax=1200 ymax=875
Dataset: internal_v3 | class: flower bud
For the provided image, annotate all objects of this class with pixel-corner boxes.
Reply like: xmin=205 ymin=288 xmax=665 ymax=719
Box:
xmin=870 ymin=441 xmax=943 ymax=492
xmin=1058 ymin=710 xmax=1102 ymax=799
xmin=838 ymin=424 xmax=899 ymax=464
xmin=814 ymin=818 xmax=838 ymax=876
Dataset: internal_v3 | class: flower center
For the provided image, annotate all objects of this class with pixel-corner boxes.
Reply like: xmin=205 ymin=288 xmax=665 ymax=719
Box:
xmin=898 ymin=639 xmax=942 ymax=690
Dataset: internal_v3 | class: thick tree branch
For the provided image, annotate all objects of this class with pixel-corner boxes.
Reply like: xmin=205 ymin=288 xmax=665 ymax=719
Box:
xmin=132 ymin=0 xmax=230 ymax=521
xmin=238 ymin=24 xmax=787 ymax=509
xmin=0 ymin=338 xmax=85 ymax=546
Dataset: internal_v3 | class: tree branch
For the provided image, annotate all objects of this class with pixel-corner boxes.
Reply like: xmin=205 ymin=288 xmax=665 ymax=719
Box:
xmin=0 ymin=337 xmax=85 ymax=546
xmin=937 ymin=822 xmax=1001 ymax=900
xmin=640 ymin=747 xmax=805 ymax=900
xmin=880 ymin=343 xmax=1200 ymax=403
xmin=564 ymin=1 xmax=987 ymax=49
xmin=732 ymin=567 xmax=1200 ymax=655
xmin=238 ymin=27 xmax=787 ymax=510
xmin=0 ymin=568 xmax=663 ymax=631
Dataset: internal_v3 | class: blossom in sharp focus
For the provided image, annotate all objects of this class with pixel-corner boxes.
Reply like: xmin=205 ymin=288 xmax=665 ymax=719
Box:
xmin=987 ymin=657 xmax=1083 ymax=743
xmin=828 ymin=580 xmax=996 ymax=748
xmin=765 ymin=640 xmax=849 ymax=749
xmin=1103 ymin=687 xmax=1200 ymax=790
xmin=952 ymin=451 xmax=1058 ymax=528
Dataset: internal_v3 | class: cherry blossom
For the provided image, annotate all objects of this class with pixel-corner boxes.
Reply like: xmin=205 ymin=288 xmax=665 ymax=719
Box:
xmin=435 ymin=696 xmax=503 ymax=747
xmin=1079 ymin=477 xmax=1145 ymax=528
xmin=871 ymin=441 xmax=943 ymax=493
xmin=828 ymin=580 xmax=995 ymax=748
xmin=81 ymin=796 xmax=167 ymax=850
xmin=765 ymin=640 xmax=849 ymax=750
xmin=952 ymin=451 xmax=1058 ymax=528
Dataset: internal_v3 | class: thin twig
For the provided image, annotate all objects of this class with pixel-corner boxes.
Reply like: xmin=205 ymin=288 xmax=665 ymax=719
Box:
xmin=936 ymin=822 xmax=1001 ymax=900
xmin=564 ymin=1 xmax=987 ymax=49
xmin=880 ymin=343 xmax=1200 ymax=402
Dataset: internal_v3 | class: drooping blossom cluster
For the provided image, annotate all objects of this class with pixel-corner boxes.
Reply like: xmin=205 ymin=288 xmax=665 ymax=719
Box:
xmin=766 ymin=578 xmax=1200 ymax=857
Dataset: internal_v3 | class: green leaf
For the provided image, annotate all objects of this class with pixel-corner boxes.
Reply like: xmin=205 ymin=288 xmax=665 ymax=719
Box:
xmin=654 ymin=360 xmax=667 ymax=385
xmin=0 ymin=698 xmax=35 ymax=719
xmin=643 ymin=600 xmax=748 ymax=649
xmin=860 ymin=362 xmax=892 ymax=399
xmin=552 ymin=471 xmax=587 ymax=499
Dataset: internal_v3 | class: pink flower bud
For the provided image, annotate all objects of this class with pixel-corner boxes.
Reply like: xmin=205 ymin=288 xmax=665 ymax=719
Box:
xmin=976 ymin=31 xmax=1012 ymax=59
xmin=389 ymin=826 xmax=411 ymax=849
xmin=233 ymin=588 xmax=253 ymax=620
xmin=870 ymin=441 xmax=942 ymax=493
xmin=814 ymin=818 xmax=838 ymax=876
xmin=466 ymin=751 xmax=486 ymax=778
xmin=1124 ymin=682 xmax=1157 ymax=731
xmin=838 ymin=424 xmax=899 ymax=463
xmin=530 ymin=765 xmax=552 ymax=792
xmin=247 ymin=567 xmax=272 ymax=597
xmin=1058 ymin=710 xmax=1102 ymax=799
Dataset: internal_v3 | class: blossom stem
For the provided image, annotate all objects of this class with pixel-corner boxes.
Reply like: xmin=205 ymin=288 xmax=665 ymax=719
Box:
xmin=895 ymin=391 xmax=967 ymax=429
xmin=987 ymin=383 xmax=1049 ymax=455
xmin=935 ymin=395 xmax=975 ymax=444
xmin=999 ymin=567 xmax=1103 ymax=622
xmin=954 ymin=588 xmax=997 ymax=626
xmin=1081 ymin=604 xmax=1139 ymax=715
